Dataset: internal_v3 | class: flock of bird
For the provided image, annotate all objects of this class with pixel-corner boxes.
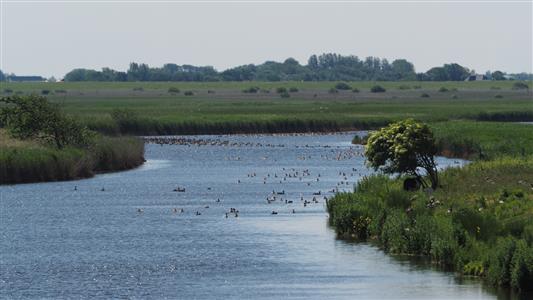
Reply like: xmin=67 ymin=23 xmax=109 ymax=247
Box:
xmin=78 ymin=134 xmax=366 ymax=218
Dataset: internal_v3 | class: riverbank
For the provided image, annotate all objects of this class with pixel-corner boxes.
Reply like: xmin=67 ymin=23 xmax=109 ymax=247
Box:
xmin=328 ymin=121 xmax=533 ymax=291
xmin=0 ymin=130 xmax=145 ymax=184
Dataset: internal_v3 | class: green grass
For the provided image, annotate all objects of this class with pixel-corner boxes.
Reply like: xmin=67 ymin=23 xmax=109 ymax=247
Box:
xmin=0 ymin=130 xmax=145 ymax=184
xmin=2 ymin=81 xmax=530 ymax=135
xmin=329 ymin=121 xmax=533 ymax=291
xmin=327 ymin=157 xmax=533 ymax=291
xmin=432 ymin=121 xmax=533 ymax=159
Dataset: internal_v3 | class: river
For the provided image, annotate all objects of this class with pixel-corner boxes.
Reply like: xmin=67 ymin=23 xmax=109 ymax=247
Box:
xmin=1 ymin=132 xmax=505 ymax=299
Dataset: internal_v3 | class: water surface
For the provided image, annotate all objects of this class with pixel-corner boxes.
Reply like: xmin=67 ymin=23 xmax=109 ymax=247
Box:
xmin=1 ymin=132 xmax=501 ymax=299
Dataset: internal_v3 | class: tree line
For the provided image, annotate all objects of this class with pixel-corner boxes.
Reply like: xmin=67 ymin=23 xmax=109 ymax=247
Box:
xmin=2 ymin=54 xmax=530 ymax=82
xmin=59 ymin=54 xmax=499 ymax=82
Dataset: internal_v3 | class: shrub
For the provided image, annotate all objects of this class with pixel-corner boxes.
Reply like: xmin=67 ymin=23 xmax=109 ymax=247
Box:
xmin=41 ymin=89 xmax=50 ymax=95
xmin=352 ymin=88 xmax=359 ymax=93
xmin=276 ymin=87 xmax=287 ymax=94
xmin=421 ymin=93 xmax=430 ymax=98
xmin=168 ymin=87 xmax=180 ymax=93
xmin=491 ymin=86 xmax=501 ymax=90
xmin=512 ymin=82 xmax=529 ymax=90
xmin=260 ymin=89 xmax=270 ymax=94
xmin=495 ymin=94 xmax=503 ymax=99
xmin=328 ymin=88 xmax=338 ymax=94
xmin=370 ymin=85 xmax=386 ymax=93
xmin=279 ymin=91 xmax=290 ymax=98
xmin=207 ymin=90 xmax=215 ymax=94
xmin=398 ymin=85 xmax=411 ymax=90
xmin=438 ymin=87 xmax=449 ymax=92
xmin=3 ymin=88 xmax=13 ymax=94
xmin=413 ymin=85 xmax=422 ymax=89
xmin=242 ymin=86 xmax=260 ymax=93
xmin=452 ymin=94 xmax=459 ymax=99
xmin=289 ymin=87 xmax=299 ymax=93
xmin=184 ymin=91 xmax=194 ymax=96
xmin=335 ymin=82 xmax=352 ymax=90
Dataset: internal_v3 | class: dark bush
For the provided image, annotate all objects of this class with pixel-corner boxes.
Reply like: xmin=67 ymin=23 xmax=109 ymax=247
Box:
xmin=335 ymin=82 xmax=352 ymax=90
xmin=495 ymin=94 xmax=503 ymax=99
xmin=3 ymin=88 xmax=13 ymax=94
xmin=41 ymin=89 xmax=50 ymax=95
xmin=421 ymin=93 xmax=430 ymax=98
xmin=370 ymin=85 xmax=386 ymax=93
xmin=328 ymin=88 xmax=338 ymax=94
xmin=276 ymin=87 xmax=287 ymax=94
xmin=439 ymin=87 xmax=449 ymax=92
xmin=289 ymin=87 xmax=299 ymax=93
xmin=398 ymin=85 xmax=411 ymax=90
xmin=512 ymin=82 xmax=529 ymax=90
xmin=184 ymin=91 xmax=194 ymax=96
xmin=352 ymin=88 xmax=359 ymax=93
xmin=242 ymin=86 xmax=260 ymax=93
xmin=168 ymin=87 xmax=180 ymax=93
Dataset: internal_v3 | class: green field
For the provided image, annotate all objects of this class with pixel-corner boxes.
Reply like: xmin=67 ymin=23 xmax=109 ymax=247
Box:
xmin=2 ymin=81 xmax=531 ymax=135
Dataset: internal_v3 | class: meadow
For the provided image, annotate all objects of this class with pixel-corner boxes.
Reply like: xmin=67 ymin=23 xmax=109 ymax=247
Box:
xmin=2 ymin=81 xmax=531 ymax=135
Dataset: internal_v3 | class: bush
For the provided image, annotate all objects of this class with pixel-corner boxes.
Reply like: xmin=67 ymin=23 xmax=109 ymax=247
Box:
xmin=168 ymin=87 xmax=180 ymax=93
xmin=242 ymin=86 xmax=260 ymax=93
xmin=276 ymin=87 xmax=287 ymax=94
xmin=421 ymin=93 xmax=430 ymax=98
xmin=413 ymin=85 xmax=422 ymax=89
xmin=207 ymin=90 xmax=215 ymax=94
xmin=3 ymin=89 xmax=13 ymax=94
xmin=289 ymin=87 xmax=299 ymax=93
xmin=184 ymin=91 xmax=194 ymax=96
xmin=452 ymin=94 xmax=459 ymax=99
xmin=512 ymin=82 xmax=529 ymax=90
xmin=328 ymin=88 xmax=338 ymax=94
xmin=494 ymin=94 xmax=503 ymax=99
xmin=370 ymin=85 xmax=386 ymax=93
xmin=438 ymin=87 xmax=449 ymax=92
xmin=398 ymin=85 xmax=411 ymax=90
xmin=335 ymin=82 xmax=352 ymax=90
xmin=41 ymin=89 xmax=50 ymax=95
xmin=352 ymin=88 xmax=359 ymax=93
xmin=279 ymin=91 xmax=290 ymax=98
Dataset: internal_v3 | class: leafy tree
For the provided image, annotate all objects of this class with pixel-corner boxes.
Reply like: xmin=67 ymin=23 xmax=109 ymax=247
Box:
xmin=0 ymin=95 xmax=94 ymax=149
xmin=365 ymin=119 xmax=439 ymax=189
xmin=491 ymin=71 xmax=506 ymax=81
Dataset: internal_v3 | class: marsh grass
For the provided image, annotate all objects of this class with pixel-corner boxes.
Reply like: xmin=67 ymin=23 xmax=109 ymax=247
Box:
xmin=327 ymin=157 xmax=533 ymax=290
xmin=0 ymin=131 xmax=144 ymax=184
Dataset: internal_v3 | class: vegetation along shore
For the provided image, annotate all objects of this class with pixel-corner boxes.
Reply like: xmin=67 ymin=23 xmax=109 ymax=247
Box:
xmin=329 ymin=120 xmax=533 ymax=292
xmin=0 ymin=95 xmax=144 ymax=184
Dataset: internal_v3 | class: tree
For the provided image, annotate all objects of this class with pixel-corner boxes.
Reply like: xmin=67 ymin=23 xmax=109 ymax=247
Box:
xmin=492 ymin=71 xmax=506 ymax=81
xmin=0 ymin=95 xmax=94 ymax=149
xmin=365 ymin=119 xmax=439 ymax=189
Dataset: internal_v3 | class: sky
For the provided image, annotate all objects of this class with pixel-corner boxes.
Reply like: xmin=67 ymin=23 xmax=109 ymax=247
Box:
xmin=1 ymin=1 xmax=532 ymax=78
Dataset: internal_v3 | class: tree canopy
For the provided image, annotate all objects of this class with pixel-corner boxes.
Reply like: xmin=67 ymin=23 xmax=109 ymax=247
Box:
xmin=365 ymin=119 xmax=439 ymax=189
xmin=61 ymin=54 xmax=474 ymax=82
xmin=0 ymin=95 xmax=94 ymax=149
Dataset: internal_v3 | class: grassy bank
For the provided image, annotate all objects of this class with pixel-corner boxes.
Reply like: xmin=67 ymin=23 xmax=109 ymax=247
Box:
xmin=2 ymin=81 xmax=531 ymax=135
xmin=0 ymin=130 xmax=145 ymax=184
xmin=328 ymin=122 xmax=533 ymax=291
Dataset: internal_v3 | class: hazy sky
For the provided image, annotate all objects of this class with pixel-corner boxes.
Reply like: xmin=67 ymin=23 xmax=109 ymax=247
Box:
xmin=1 ymin=1 xmax=532 ymax=78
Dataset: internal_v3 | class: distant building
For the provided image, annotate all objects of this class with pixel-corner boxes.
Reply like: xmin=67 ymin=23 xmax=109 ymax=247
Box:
xmin=464 ymin=74 xmax=488 ymax=81
xmin=7 ymin=75 xmax=46 ymax=82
